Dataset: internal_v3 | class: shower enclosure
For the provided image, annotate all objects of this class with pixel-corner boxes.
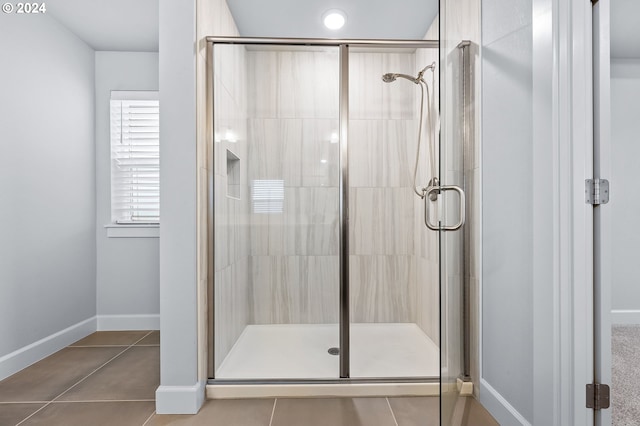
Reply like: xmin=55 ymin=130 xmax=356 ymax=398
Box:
xmin=206 ymin=36 xmax=466 ymax=416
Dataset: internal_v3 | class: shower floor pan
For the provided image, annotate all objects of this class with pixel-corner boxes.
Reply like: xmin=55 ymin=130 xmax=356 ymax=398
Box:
xmin=209 ymin=323 xmax=439 ymax=398
xmin=216 ymin=323 xmax=439 ymax=379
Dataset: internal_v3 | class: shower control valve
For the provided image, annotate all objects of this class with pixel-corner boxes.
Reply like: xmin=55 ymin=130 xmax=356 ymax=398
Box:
xmin=424 ymin=177 xmax=440 ymax=202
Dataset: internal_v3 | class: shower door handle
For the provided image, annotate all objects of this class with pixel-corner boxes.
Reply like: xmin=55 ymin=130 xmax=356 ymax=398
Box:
xmin=424 ymin=185 xmax=466 ymax=231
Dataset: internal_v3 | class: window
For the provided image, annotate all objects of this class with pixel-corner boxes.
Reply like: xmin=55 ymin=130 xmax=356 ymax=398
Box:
xmin=110 ymin=91 xmax=159 ymax=224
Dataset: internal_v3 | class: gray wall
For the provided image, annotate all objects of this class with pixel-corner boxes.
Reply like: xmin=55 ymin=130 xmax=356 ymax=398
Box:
xmin=0 ymin=15 xmax=96 ymax=356
xmin=157 ymin=0 xmax=200 ymax=405
xmin=95 ymin=52 xmax=160 ymax=325
xmin=481 ymin=0 xmax=534 ymax=423
xmin=611 ymin=59 xmax=640 ymax=321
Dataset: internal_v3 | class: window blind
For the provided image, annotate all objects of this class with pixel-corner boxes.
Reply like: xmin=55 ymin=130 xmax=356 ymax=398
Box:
xmin=251 ymin=179 xmax=284 ymax=214
xmin=110 ymin=96 xmax=160 ymax=224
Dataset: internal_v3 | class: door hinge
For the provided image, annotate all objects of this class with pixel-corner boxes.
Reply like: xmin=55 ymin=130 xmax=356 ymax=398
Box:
xmin=585 ymin=179 xmax=609 ymax=205
xmin=586 ymin=383 xmax=610 ymax=410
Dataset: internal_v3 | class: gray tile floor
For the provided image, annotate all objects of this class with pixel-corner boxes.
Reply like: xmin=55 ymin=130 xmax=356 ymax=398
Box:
xmin=0 ymin=331 xmax=498 ymax=426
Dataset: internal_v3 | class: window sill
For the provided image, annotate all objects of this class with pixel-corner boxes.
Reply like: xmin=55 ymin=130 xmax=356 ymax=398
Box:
xmin=105 ymin=224 xmax=159 ymax=238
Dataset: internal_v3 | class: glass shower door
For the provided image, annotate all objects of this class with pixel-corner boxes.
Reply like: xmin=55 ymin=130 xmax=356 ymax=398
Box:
xmin=211 ymin=43 xmax=341 ymax=379
xmin=438 ymin=34 xmax=472 ymax=426
xmin=348 ymin=45 xmax=441 ymax=379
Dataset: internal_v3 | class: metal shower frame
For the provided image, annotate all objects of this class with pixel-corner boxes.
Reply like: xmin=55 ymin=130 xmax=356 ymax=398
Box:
xmin=205 ymin=36 xmax=440 ymax=384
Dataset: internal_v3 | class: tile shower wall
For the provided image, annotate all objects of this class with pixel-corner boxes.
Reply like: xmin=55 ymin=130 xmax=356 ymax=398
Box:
xmin=246 ymin=49 xmax=341 ymax=325
xmin=212 ymin=40 xmax=251 ymax=370
xmin=244 ymin=48 xmax=441 ymax=330
xmin=415 ymin=28 xmax=441 ymax=343
xmin=348 ymin=51 xmax=420 ymax=324
xmin=196 ymin=0 xmax=250 ymax=375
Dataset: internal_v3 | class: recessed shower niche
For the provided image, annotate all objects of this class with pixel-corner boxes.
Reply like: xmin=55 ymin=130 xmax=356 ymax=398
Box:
xmin=225 ymin=149 xmax=240 ymax=200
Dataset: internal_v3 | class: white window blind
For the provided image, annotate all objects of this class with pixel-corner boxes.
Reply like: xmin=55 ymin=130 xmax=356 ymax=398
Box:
xmin=110 ymin=92 xmax=159 ymax=224
xmin=251 ymin=179 xmax=284 ymax=214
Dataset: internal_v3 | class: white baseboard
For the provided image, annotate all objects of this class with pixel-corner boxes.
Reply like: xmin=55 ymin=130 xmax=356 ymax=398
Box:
xmin=479 ymin=379 xmax=531 ymax=426
xmin=0 ymin=316 xmax=97 ymax=381
xmin=156 ymin=381 xmax=206 ymax=414
xmin=97 ymin=314 xmax=160 ymax=331
xmin=611 ymin=310 xmax=640 ymax=325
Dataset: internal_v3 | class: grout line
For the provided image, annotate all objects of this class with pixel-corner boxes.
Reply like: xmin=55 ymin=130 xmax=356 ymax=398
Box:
xmin=0 ymin=401 xmax=48 ymax=404
xmin=50 ymin=348 xmax=135 ymax=400
xmin=386 ymin=397 xmax=399 ymax=426
xmin=16 ymin=330 xmax=156 ymax=426
xmin=141 ymin=410 xmax=156 ymax=426
xmin=15 ymin=402 xmax=50 ymax=425
xmin=55 ymin=331 xmax=154 ymax=400
xmin=68 ymin=344 xmax=158 ymax=348
xmin=15 ymin=346 xmax=130 ymax=426
xmin=133 ymin=331 xmax=155 ymax=345
xmin=268 ymin=398 xmax=278 ymax=426
xmin=48 ymin=399 xmax=156 ymax=403
xmin=69 ymin=331 xmax=157 ymax=348
xmin=68 ymin=345 xmax=132 ymax=348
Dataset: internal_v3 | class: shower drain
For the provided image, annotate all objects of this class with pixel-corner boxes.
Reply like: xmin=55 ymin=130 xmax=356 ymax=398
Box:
xmin=328 ymin=347 xmax=340 ymax=356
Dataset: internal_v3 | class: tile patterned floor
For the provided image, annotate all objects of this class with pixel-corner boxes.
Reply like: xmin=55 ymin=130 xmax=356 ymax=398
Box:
xmin=0 ymin=331 xmax=499 ymax=426
xmin=0 ymin=331 xmax=159 ymax=426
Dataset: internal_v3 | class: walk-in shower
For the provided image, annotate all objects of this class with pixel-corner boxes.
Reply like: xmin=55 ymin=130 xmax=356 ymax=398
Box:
xmin=206 ymin=36 xmax=466 ymax=400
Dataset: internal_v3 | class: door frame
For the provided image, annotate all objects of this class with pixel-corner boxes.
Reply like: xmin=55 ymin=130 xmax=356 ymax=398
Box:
xmin=530 ymin=0 xmax=595 ymax=424
xmin=592 ymin=1 xmax=612 ymax=425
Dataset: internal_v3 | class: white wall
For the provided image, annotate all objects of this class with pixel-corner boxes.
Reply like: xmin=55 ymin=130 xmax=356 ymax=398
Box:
xmin=481 ymin=0 xmax=534 ymax=424
xmin=480 ymin=1 xmax=595 ymax=424
xmin=0 ymin=14 xmax=96 ymax=378
xmin=610 ymin=59 xmax=640 ymax=324
xmin=156 ymin=0 xmax=246 ymax=413
xmin=156 ymin=0 xmax=201 ymax=414
xmin=95 ymin=52 xmax=160 ymax=330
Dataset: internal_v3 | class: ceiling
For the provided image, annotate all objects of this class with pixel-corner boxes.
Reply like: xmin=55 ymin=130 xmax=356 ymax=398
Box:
xmin=44 ymin=0 xmax=436 ymax=53
xmin=47 ymin=0 xmax=158 ymax=52
xmin=38 ymin=0 xmax=639 ymax=57
xmin=225 ymin=0 xmax=439 ymax=40
xmin=611 ymin=0 xmax=640 ymax=58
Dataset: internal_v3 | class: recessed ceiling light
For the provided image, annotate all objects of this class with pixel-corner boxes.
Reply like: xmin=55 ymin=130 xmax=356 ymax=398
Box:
xmin=323 ymin=10 xmax=346 ymax=30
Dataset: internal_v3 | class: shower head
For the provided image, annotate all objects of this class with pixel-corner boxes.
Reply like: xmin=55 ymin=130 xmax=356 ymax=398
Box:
xmin=382 ymin=63 xmax=436 ymax=85
xmin=382 ymin=73 xmax=398 ymax=83
xmin=381 ymin=73 xmax=420 ymax=84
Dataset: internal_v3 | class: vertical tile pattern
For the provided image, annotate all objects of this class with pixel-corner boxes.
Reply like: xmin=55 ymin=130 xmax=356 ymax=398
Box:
xmin=349 ymin=53 xmax=383 ymax=120
xmin=349 ymin=255 xmax=416 ymax=322
xmin=348 ymin=50 xmax=438 ymax=327
xmin=197 ymin=0 xmax=248 ymax=376
xmin=213 ymin=43 xmax=251 ymax=372
xmin=249 ymin=256 xmax=339 ymax=324
xmin=245 ymin=48 xmax=341 ymax=327
xmin=414 ymin=18 xmax=441 ymax=348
